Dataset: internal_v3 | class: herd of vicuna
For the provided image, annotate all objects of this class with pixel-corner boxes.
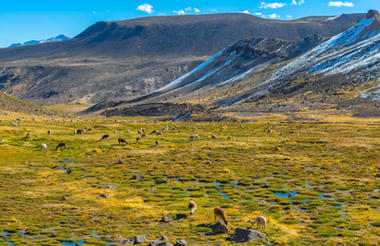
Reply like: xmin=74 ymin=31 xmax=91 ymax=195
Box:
xmin=189 ymin=200 xmax=267 ymax=232
xmin=36 ymin=127 xmax=161 ymax=151
xmin=24 ymin=125 xmax=267 ymax=233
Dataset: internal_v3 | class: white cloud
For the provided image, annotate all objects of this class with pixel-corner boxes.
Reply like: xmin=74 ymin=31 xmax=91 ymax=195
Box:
xmin=268 ymin=13 xmax=280 ymax=19
xmin=173 ymin=10 xmax=186 ymax=15
xmin=286 ymin=14 xmax=292 ymax=19
xmin=137 ymin=3 xmax=154 ymax=14
xmin=259 ymin=2 xmax=287 ymax=9
xmin=239 ymin=10 xmax=250 ymax=14
xmin=291 ymin=0 xmax=305 ymax=5
xmin=174 ymin=7 xmax=200 ymax=15
xmin=328 ymin=1 xmax=354 ymax=7
xmin=254 ymin=12 xmax=266 ymax=18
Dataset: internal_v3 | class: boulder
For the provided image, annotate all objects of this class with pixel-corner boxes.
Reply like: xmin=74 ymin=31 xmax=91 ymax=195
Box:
xmin=175 ymin=239 xmax=187 ymax=246
xmin=131 ymin=174 xmax=144 ymax=180
xmin=161 ymin=215 xmax=174 ymax=222
xmin=148 ymin=240 xmax=164 ymax=246
xmin=231 ymin=228 xmax=266 ymax=243
xmin=211 ymin=222 xmax=230 ymax=234
xmin=133 ymin=235 xmax=146 ymax=244
xmin=157 ymin=242 xmax=173 ymax=246
xmin=160 ymin=235 xmax=168 ymax=240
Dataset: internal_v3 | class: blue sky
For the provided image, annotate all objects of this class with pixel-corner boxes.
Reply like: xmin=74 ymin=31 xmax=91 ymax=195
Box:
xmin=0 ymin=0 xmax=378 ymax=47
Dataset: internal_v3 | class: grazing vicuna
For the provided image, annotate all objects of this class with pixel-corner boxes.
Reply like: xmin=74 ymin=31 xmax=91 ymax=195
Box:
xmin=118 ymin=138 xmax=128 ymax=145
xmin=98 ymin=134 xmax=110 ymax=142
xmin=214 ymin=207 xmax=228 ymax=225
xmin=47 ymin=130 xmax=51 ymax=135
xmin=56 ymin=142 xmax=66 ymax=150
xmin=138 ymin=128 xmax=145 ymax=135
xmin=41 ymin=143 xmax=48 ymax=151
xmin=74 ymin=129 xmax=83 ymax=134
xmin=151 ymin=130 xmax=162 ymax=135
xmin=188 ymin=200 xmax=197 ymax=215
xmin=155 ymin=140 xmax=159 ymax=146
xmin=249 ymin=216 xmax=267 ymax=230
xmin=26 ymin=131 xmax=32 ymax=138
xmin=136 ymin=136 xmax=141 ymax=143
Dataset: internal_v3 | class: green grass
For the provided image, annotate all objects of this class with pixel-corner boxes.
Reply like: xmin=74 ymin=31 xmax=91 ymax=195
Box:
xmin=0 ymin=111 xmax=379 ymax=245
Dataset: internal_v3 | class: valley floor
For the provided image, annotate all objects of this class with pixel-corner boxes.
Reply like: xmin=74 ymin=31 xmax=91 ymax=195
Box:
xmin=0 ymin=111 xmax=379 ymax=245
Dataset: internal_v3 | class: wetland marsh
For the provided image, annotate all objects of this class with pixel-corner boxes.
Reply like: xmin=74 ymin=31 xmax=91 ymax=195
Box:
xmin=0 ymin=112 xmax=379 ymax=245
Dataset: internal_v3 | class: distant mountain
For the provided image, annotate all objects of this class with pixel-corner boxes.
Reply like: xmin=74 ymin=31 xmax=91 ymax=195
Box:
xmin=0 ymin=13 xmax=364 ymax=60
xmin=9 ymin=34 xmax=70 ymax=48
xmin=0 ymin=13 xmax=366 ymax=105
xmin=95 ymin=10 xmax=380 ymax=117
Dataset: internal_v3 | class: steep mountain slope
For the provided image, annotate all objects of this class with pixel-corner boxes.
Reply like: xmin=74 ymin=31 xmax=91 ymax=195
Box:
xmin=235 ymin=9 xmax=380 ymax=104
xmin=151 ymin=34 xmax=325 ymax=95
xmin=0 ymin=92 xmax=51 ymax=115
xmin=9 ymin=35 xmax=70 ymax=48
xmin=97 ymin=10 xmax=380 ymax=117
xmin=0 ymin=13 xmax=365 ymax=104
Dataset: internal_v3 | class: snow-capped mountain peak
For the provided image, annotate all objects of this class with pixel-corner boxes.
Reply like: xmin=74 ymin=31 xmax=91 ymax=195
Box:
xmin=270 ymin=10 xmax=380 ymax=79
xmin=9 ymin=34 xmax=70 ymax=48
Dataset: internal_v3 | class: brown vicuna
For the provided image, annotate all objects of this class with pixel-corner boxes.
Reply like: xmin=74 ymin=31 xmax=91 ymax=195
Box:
xmin=56 ymin=142 xmax=66 ymax=150
xmin=151 ymin=130 xmax=162 ymax=135
xmin=98 ymin=134 xmax=110 ymax=142
xmin=136 ymin=136 xmax=141 ymax=143
xmin=75 ymin=129 xmax=82 ymax=134
xmin=188 ymin=200 xmax=197 ymax=215
xmin=47 ymin=130 xmax=51 ymax=135
xmin=118 ymin=138 xmax=128 ymax=145
xmin=249 ymin=216 xmax=267 ymax=230
xmin=26 ymin=131 xmax=32 ymax=138
xmin=214 ymin=207 xmax=228 ymax=225
xmin=155 ymin=140 xmax=159 ymax=146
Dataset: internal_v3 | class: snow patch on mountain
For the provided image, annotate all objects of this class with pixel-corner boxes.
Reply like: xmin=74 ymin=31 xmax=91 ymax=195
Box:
xmin=326 ymin=14 xmax=342 ymax=21
xmin=217 ymin=68 xmax=254 ymax=87
xmin=9 ymin=35 xmax=70 ymax=47
xmin=269 ymin=16 xmax=380 ymax=80
xmin=155 ymin=46 xmax=230 ymax=92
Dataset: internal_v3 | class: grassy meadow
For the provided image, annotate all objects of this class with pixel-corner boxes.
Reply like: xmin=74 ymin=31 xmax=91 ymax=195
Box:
xmin=0 ymin=110 xmax=379 ymax=245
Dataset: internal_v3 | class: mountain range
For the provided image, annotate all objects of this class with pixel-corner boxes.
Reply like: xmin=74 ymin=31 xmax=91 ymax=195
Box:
xmin=91 ymin=10 xmax=380 ymax=118
xmin=9 ymin=35 xmax=70 ymax=48
xmin=0 ymin=11 xmax=379 ymax=117
xmin=0 ymin=13 xmax=366 ymax=106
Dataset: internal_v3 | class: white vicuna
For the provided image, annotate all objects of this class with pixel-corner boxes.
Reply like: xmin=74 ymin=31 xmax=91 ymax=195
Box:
xmin=188 ymin=200 xmax=197 ymax=215
xmin=249 ymin=216 xmax=267 ymax=229
xmin=41 ymin=143 xmax=48 ymax=151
